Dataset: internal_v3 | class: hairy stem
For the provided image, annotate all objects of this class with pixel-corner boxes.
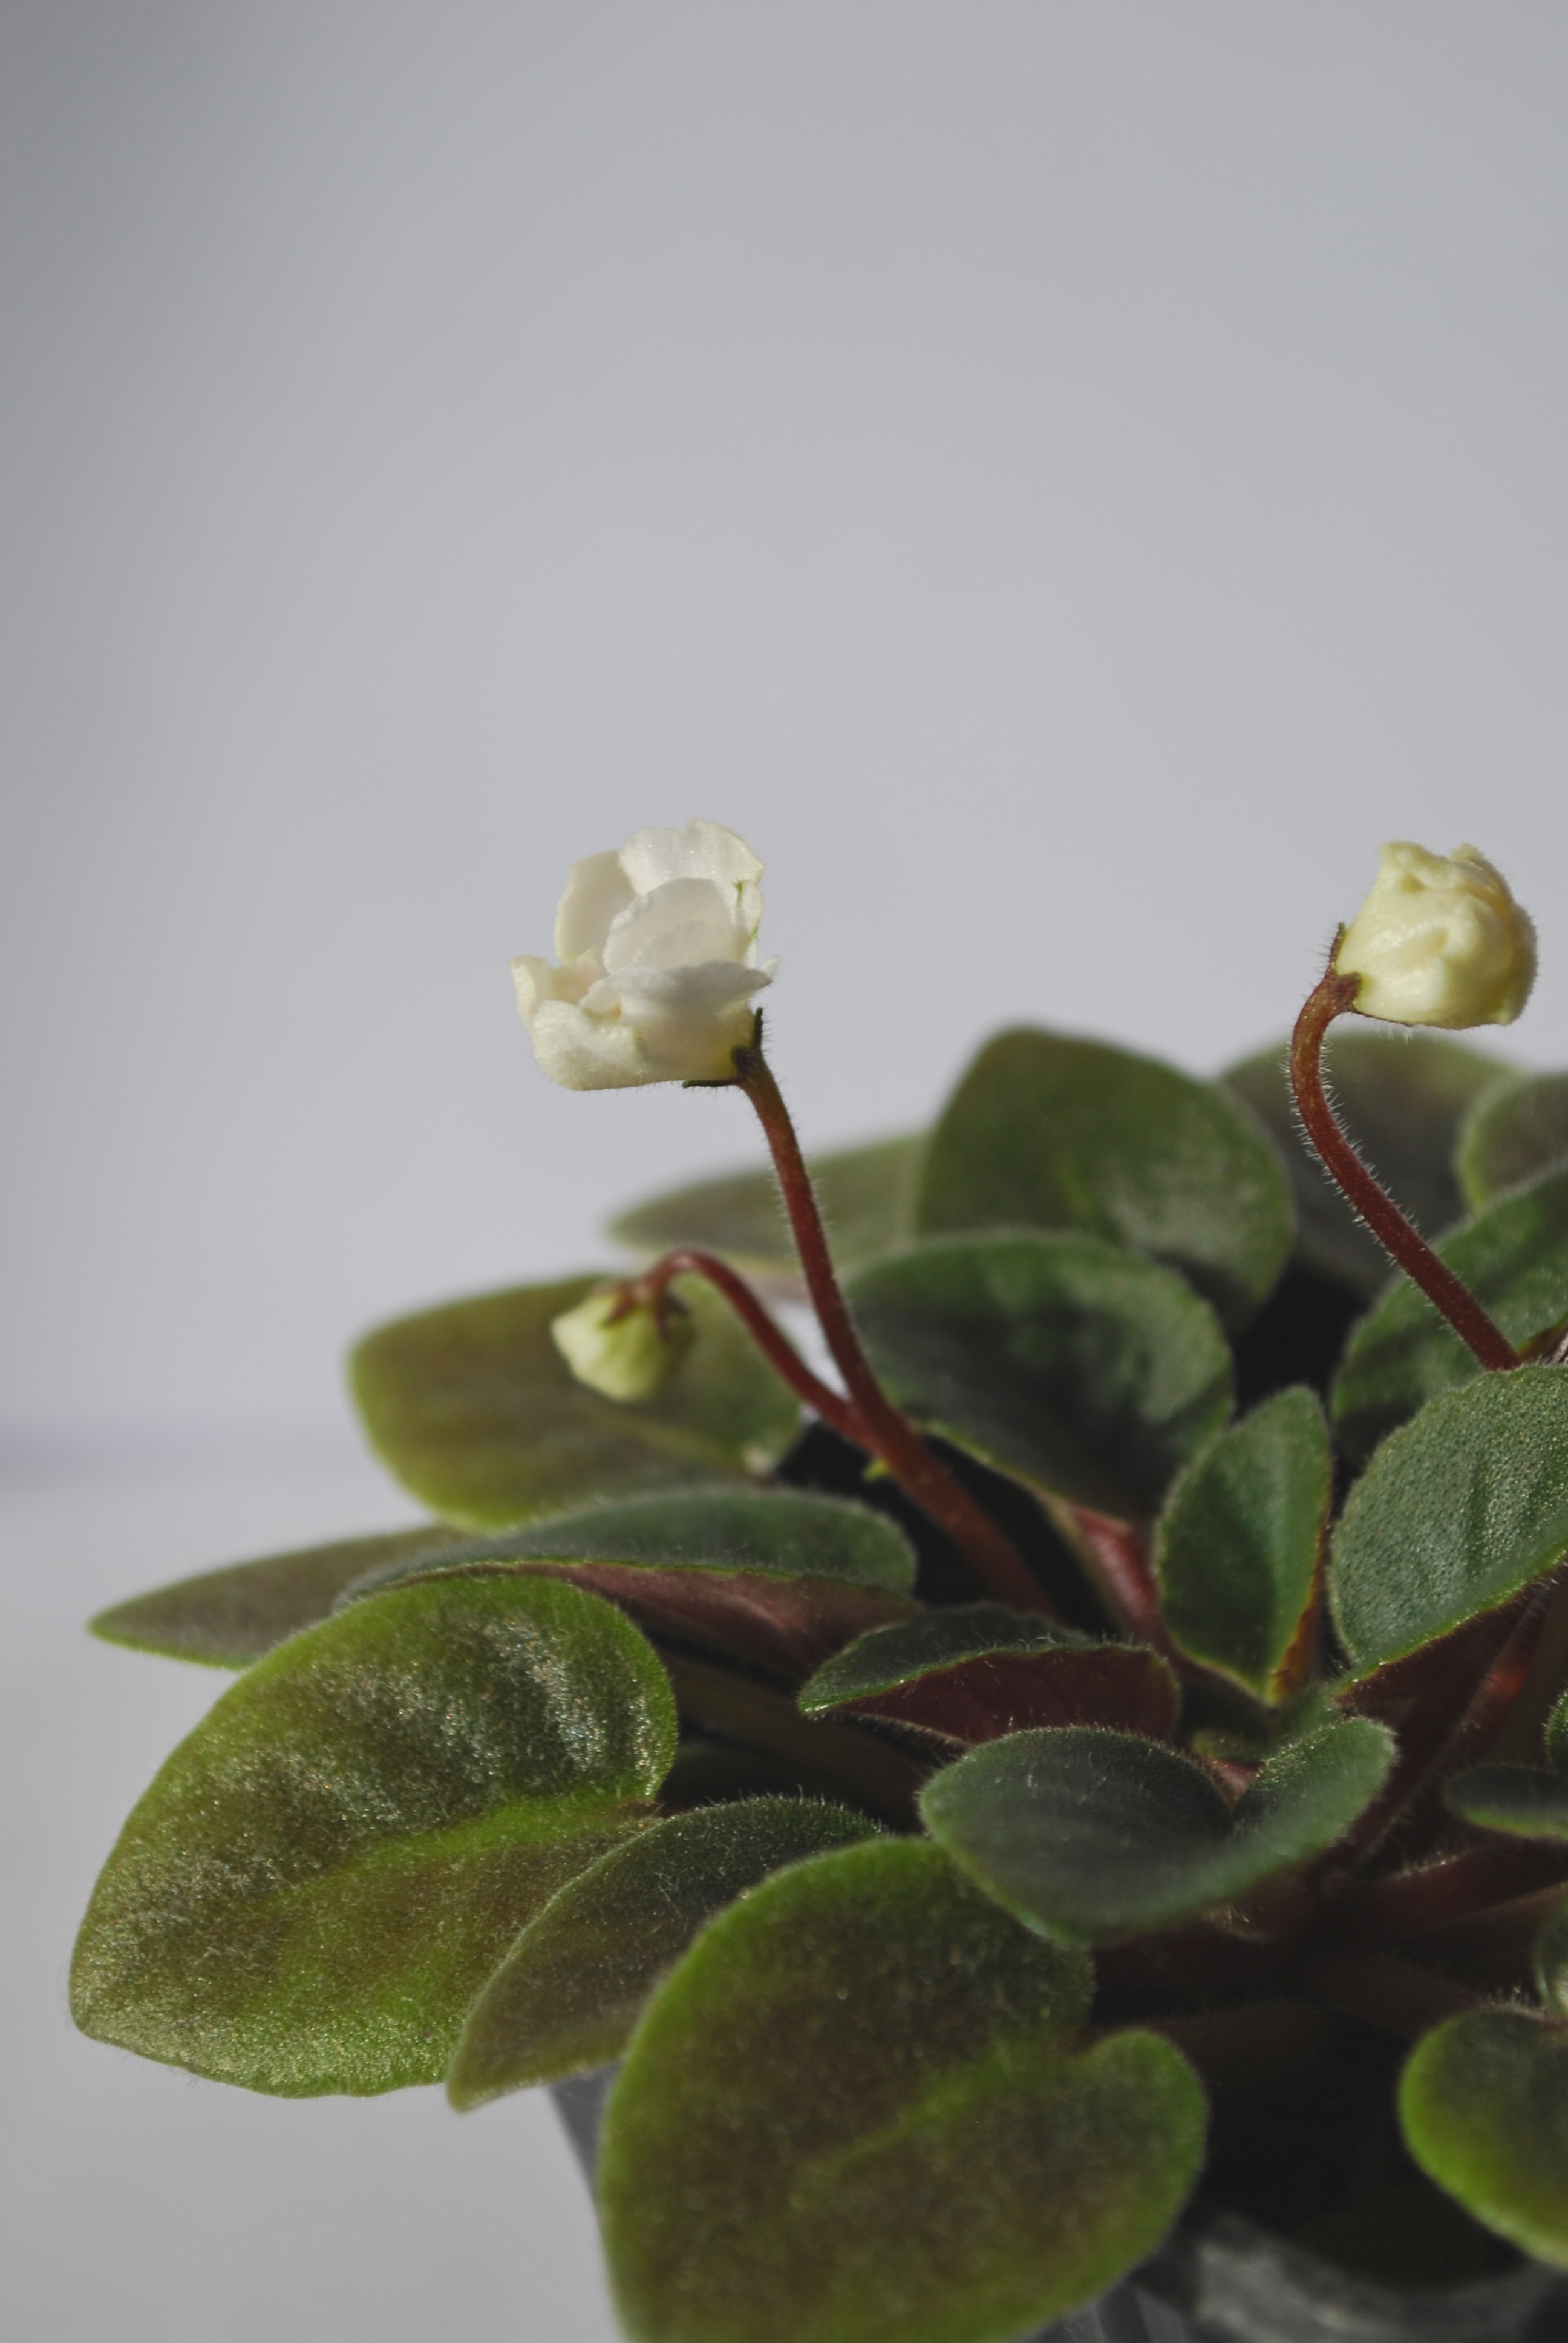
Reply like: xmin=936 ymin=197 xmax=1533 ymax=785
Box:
xmin=621 ymin=1248 xmax=864 ymax=1445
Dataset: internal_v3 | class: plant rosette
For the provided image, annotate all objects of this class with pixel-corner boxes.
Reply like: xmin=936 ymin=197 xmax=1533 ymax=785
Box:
xmin=75 ymin=827 xmax=1568 ymax=2343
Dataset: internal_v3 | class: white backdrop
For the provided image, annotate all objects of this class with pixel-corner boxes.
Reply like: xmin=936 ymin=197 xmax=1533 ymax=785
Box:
xmin=5 ymin=5 xmax=1567 ymax=2338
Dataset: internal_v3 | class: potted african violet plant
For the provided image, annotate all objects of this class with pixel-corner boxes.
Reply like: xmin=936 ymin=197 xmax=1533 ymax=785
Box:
xmin=73 ymin=823 xmax=1568 ymax=2343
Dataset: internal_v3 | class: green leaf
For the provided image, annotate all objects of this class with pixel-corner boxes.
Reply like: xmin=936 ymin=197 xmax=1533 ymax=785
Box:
xmin=1224 ymin=1028 xmax=1507 ymax=1297
xmin=1548 ymin=1688 xmax=1568 ymax=1775
xmin=599 ymin=1838 xmax=1206 ymax=2343
xmin=610 ymin=1135 xmax=924 ymax=1287
xmin=71 ymin=1576 xmax=678 ymax=2094
xmin=920 ymin=1720 xmax=1393 ymax=1943
xmin=917 ymin=1027 xmax=1292 ymax=1330
xmin=1330 ymin=1369 xmax=1568 ymax=1675
xmin=90 ymin=1525 xmax=466 ymax=1668
xmin=1153 ymin=1389 xmax=1330 ymax=1701
xmin=1332 ymin=1170 xmax=1568 ymax=1460
xmin=1535 ymin=1895 xmax=1568 ymax=2017
xmin=1457 ymin=1070 xmax=1568 ymax=1209
xmin=350 ymin=1275 xmax=800 ymax=1530
xmin=846 ymin=1231 xmax=1233 ymax=1521
xmin=1400 ymin=2011 xmax=1568 ymax=2268
xmin=1444 ymin=1764 xmax=1568 ymax=1840
xmin=798 ymin=1604 xmax=1180 ymax=1744
xmin=448 ymin=1800 xmax=877 ymax=2106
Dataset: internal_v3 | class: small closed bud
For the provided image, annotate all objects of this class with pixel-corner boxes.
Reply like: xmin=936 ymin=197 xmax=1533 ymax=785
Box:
xmin=1334 ymin=841 xmax=1537 ymax=1029
xmin=550 ymin=1286 xmax=694 ymax=1403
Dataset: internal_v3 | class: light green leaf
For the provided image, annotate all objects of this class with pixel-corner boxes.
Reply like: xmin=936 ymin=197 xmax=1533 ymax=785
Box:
xmin=1457 ymin=1070 xmax=1568 ymax=1210
xmin=1330 ymin=1369 xmax=1568 ymax=1675
xmin=1153 ymin=1389 xmax=1330 ymax=1701
xmin=351 ymin=1275 xmax=799 ymax=1530
xmin=918 ymin=1027 xmax=1292 ymax=1329
xmin=448 ymin=1799 xmax=877 ymax=2105
xmin=1444 ymin=1764 xmax=1568 ymax=1841
xmin=1400 ymin=2011 xmax=1568 ymax=2268
xmin=599 ymin=1838 xmax=1206 ymax=2343
xmin=920 ymin=1720 xmax=1393 ymax=1944
xmin=610 ymin=1135 xmax=924 ymax=1288
xmin=846 ymin=1231 xmax=1233 ymax=1521
xmin=71 ymin=1576 xmax=677 ymax=2094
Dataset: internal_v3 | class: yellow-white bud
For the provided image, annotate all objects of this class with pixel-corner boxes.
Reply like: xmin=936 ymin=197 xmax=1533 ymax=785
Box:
xmin=550 ymin=1288 xmax=694 ymax=1403
xmin=1334 ymin=841 xmax=1537 ymax=1029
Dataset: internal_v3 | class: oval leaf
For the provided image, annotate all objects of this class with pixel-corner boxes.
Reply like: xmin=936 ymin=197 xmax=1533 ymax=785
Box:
xmin=1333 ymin=1170 xmax=1568 ymax=1460
xmin=350 ymin=1274 xmax=799 ymax=1529
xmin=1154 ymin=1389 xmax=1330 ymax=1701
xmin=1445 ymin=1764 xmax=1568 ymax=1841
xmin=1457 ymin=1070 xmax=1568 ymax=1209
xmin=611 ymin=1135 xmax=923 ymax=1288
xmin=918 ymin=1027 xmax=1291 ymax=1329
xmin=1400 ymin=2011 xmax=1568 ymax=2269
xmin=599 ymin=1837 xmax=1206 ymax=2343
xmin=448 ymin=1799 xmax=877 ymax=2105
xmin=71 ymin=1576 xmax=678 ymax=2094
xmin=1330 ymin=1369 xmax=1568 ymax=1676
xmin=921 ymin=1720 xmax=1393 ymax=1943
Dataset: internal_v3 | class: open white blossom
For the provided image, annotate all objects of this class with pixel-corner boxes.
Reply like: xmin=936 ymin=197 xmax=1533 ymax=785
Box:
xmin=1334 ymin=841 xmax=1537 ymax=1029
xmin=550 ymin=1286 xmax=694 ymax=1402
xmin=512 ymin=820 xmax=775 ymax=1088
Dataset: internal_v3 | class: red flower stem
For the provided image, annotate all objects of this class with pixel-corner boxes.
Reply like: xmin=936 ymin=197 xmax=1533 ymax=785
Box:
xmin=731 ymin=1041 xmax=1056 ymax=1617
xmin=622 ymin=1249 xmax=865 ymax=1446
xmin=1063 ymin=1504 xmax=1181 ymax=1658
xmin=1290 ymin=963 xmax=1518 ymax=1371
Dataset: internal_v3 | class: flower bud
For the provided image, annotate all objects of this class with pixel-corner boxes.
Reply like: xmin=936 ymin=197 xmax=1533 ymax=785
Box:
xmin=1334 ymin=841 xmax=1537 ymax=1029
xmin=550 ymin=1287 xmax=694 ymax=1403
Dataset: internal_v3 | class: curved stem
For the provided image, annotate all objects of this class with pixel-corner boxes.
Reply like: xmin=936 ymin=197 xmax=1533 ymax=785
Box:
xmin=1290 ymin=964 xmax=1518 ymax=1371
xmin=622 ymin=1248 xmax=864 ymax=1446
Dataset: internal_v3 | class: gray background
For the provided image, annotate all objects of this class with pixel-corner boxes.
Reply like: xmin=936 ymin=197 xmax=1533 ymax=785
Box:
xmin=5 ymin=5 xmax=1566 ymax=2337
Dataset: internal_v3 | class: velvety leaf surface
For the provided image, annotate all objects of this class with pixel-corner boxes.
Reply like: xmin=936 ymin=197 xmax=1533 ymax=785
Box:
xmin=917 ymin=1027 xmax=1292 ymax=1329
xmin=599 ymin=1838 xmax=1206 ymax=2343
xmin=1332 ymin=1170 xmax=1568 ymax=1459
xmin=1224 ymin=1029 xmax=1507 ymax=1297
xmin=350 ymin=1276 xmax=799 ymax=1529
xmin=920 ymin=1720 xmax=1392 ymax=1943
xmin=91 ymin=1526 xmax=466 ymax=1668
xmin=610 ymin=1135 xmax=923 ymax=1287
xmin=1153 ymin=1388 xmax=1330 ymax=1701
xmin=1400 ymin=2011 xmax=1568 ymax=2268
xmin=1445 ymin=1764 xmax=1568 ymax=1841
xmin=797 ymin=1604 xmax=1180 ymax=1744
xmin=448 ymin=1799 xmax=877 ymax=2105
xmin=71 ymin=1576 xmax=678 ymax=2094
xmin=1457 ymin=1070 xmax=1568 ymax=1209
xmin=1330 ymin=1369 xmax=1568 ymax=1674
xmin=846 ymin=1231 xmax=1233 ymax=1521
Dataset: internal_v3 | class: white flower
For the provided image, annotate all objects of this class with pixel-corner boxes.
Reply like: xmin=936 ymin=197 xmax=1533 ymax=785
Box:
xmin=512 ymin=820 xmax=776 ymax=1088
xmin=1333 ymin=841 xmax=1537 ymax=1029
xmin=550 ymin=1286 xmax=694 ymax=1402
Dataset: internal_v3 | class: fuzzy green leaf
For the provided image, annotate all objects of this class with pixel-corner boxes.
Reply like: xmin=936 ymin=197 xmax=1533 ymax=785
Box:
xmin=1224 ymin=1029 xmax=1507 ymax=1297
xmin=1153 ymin=1389 xmax=1330 ymax=1701
xmin=1400 ymin=2011 xmax=1568 ymax=2269
xmin=610 ymin=1136 xmax=924 ymax=1287
xmin=921 ymin=1720 xmax=1393 ymax=1943
xmin=71 ymin=1576 xmax=677 ymax=2094
xmin=1333 ymin=1170 xmax=1568 ymax=1460
xmin=1548 ymin=1689 xmax=1568 ymax=1775
xmin=1535 ymin=1896 xmax=1568 ymax=2017
xmin=90 ymin=1525 xmax=466 ymax=1668
xmin=1330 ymin=1369 xmax=1568 ymax=1676
xmin=448 ymin=1799 xmax=877 ymax=2106
xmin=798 ymin=1604 xmax=1180 ymax=1744
xmin=1457 ymin=1071 xmax=1568 ymax=1210
xmin=350 ymin=1275 xmax=799 ymax=1530
xmin=1444 ymin=1764 xmax=1568 ymax=1840
xmin=846 ymin=1231 xmax=1233 ymax=1521
xmin=918 ymin=1028 xmax=1291 ymax=1329
xmin=599 ymin=1837 xmax=1206 ymax=2343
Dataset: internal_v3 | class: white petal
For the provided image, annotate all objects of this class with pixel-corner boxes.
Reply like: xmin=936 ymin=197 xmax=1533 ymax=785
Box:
xmin=618 ymin=819 xmax=762 ymax=899
xmin=523 ymin=998 xmax=656 ymax=1090
xmin=554 ymin=850 xmax=635 ymax=962
xmin=601 ymin=877 xmax=749 ymax=976
xmin=511 ymin=954 xmax=563 ymax=1019
xmin=610 ymin=959 xmax=771 ymax=1012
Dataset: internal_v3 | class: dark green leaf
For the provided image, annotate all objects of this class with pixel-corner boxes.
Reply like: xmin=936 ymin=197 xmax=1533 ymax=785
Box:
xmin=1548 ymin=1689 xmax=1568 ymax=1775
xmin=350 ymin=1275 xmax=799 ymax=1530
xmin=1445 ymin=1764 xmax=1568 ymax=1841
xmin=918 ymin=1027 xmax=1292 ymax=1329
xmin=846 ymin=1231 xmax=1233 ymax=1521
xmin=920 ymin=1720 xmax=1393 ymax=1943
xmin=1224 ymin=1029 xmax=1508 ymax=1297
xmin=71 ymin=1576 xmax=677 ymax=2094
xmin=1535 ymin=1895 xmax=1568 ymax=2017
xmin=599 ymin=1838 xmax=1206 ymax=2343
xmin=90 ymin=1526 xmax=465 ymax=1668
xmin=1333 ymin=1170 xmax=1568 ymax=1460
xmin=1457 ymin=1070 xmax=1568 ymax=1209
xmin=1330 ymin=1369 xmax=1568 ymax=1675
xmin=1153 ymin=1389 xmax=1330 ymax=1701
xmin=1399 ymin=2011 xmax=1568 ymax=2268
xmin=448 ymin=1800 xmax=877 ymax=2106
xmin=798 ymin=1604 xmax=1180 ymax=1744
xmin=610 ymin=1135 xmax=924 ymax=1288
